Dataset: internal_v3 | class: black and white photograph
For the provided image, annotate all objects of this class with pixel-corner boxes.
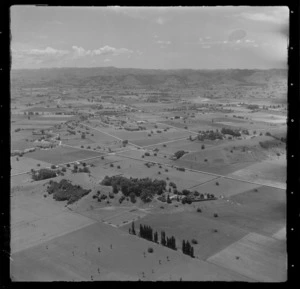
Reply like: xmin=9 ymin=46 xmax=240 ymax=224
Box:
xmin=9 ymin=6 xmax=289 ymax=282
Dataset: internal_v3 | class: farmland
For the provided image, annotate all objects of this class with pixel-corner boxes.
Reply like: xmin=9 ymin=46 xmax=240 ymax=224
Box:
xmin=10 ymin=66 xmax=287 ymax=282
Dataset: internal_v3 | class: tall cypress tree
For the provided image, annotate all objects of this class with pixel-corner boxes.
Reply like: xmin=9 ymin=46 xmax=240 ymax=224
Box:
xmin=186 ymin=240 xmax=191 ymax=256
xmin=161 ymin=231 xmax=166 ymax=246
xmin=182 ymin=240 xmax=186 ymax=254
xmin=131 ymin=221 xmax=136 ymax=235
xmin=154 ymin=231 xmax=158 ymax=243
xmin=190 ymin=246 xmax=194 ymax=258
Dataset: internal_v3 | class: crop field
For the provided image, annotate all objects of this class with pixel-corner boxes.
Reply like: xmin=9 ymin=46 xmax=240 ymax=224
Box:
xmin=11 ymin=140 xmax=37 ymax=151
xmin=11 ymin=173 xmax=32 ymax=187
xmin=10 ymin=184 xmax=95 ymax=254
xmin=25 ymin=146 xmax=104 ymax=165
xmin=122 ymin=211 xmax=249 ymax=260
xmin=11 ymin=222 xmax=252 ymax=281
xmin=191 ymin=177 xmax=261 ymax=198
xmin=207 ymin=233 xmax=286 ymax=282
xmin=11 ymin=156 xmax=52 ymax=175
xmin=197 ymin=186 xmax=286 ymax=236
xmin=228 ymin=157 xmax=286 ymax=188
xmin=147 ymin=139 xmax=216 ymax=153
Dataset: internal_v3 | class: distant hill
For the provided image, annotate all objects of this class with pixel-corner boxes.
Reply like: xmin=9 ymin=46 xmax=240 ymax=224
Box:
xmin=10 ymin=67 xmax=287 ymax=90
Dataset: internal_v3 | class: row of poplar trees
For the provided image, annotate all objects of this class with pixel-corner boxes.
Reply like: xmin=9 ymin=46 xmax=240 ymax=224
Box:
xmin=129 ymin=222 xmax=177 ymax=251
xmin=130 ymin=222 xmax=194 ymax=257
xmin=182 ymin=240 xmax=195 ymax=258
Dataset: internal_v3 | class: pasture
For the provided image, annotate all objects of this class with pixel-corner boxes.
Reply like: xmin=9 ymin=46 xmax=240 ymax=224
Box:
xmin=207 ymin=232 xmax=286 ymax=282
xmin=25 ymin=146 xmax=103 ymax=165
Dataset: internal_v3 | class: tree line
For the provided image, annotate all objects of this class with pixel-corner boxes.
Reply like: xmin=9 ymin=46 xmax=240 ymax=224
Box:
xmin=129 ymin=222 xmax=195 ymax=258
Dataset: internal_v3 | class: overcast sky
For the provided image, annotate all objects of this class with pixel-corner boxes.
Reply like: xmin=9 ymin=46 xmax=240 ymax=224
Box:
xmin=11 ymin=6 xmax=289 ymax=70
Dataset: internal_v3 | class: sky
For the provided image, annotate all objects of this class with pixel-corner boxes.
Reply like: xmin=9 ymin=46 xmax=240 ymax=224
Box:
xmin=10 ymin=6 xmax=289 ymax=70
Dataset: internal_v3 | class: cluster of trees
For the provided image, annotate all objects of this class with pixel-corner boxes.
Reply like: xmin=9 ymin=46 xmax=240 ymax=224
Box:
xmin=182 ymin=240 xmax=195 ymax=258
xmin=259 ymin=139 xmax=282 ymax=149
xmin=173 ymin=150 xmax=187 ymax=159
xmin=247 ymin=104 xmax=259 ymax=110
xmin=31 ymin=168 xmax=57 ymax=181
xmin=221 ymin=127 xmax=241 ymax=137
xmin=47 ymin=179 xmax=91 ymax=204
xmin=197 ymin=130 xmax=223 ymax=141
xmin=101 ymin=176 xmax=167 ymax=203
xmin=72 ymin=164 xmax=90 ymax=174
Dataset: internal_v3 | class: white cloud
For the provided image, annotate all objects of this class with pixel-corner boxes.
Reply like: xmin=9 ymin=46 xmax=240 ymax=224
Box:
xmin=201 ymin=45 xmax=211 ymax=49
xmin=11 ymin=44 xmax=135 ymax=68
xmin=27 ymin=46 xmax=69 ymax=56
xmin=92 ymin=45 xmax=133 ymax=56
xmin=239 ymin=7 xmax=289 ymax=24
xmin=72 ymin=46 xmax=92 ymax=57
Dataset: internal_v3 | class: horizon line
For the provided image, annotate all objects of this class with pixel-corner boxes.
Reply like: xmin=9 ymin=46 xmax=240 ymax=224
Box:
xmin=11 ymin=66 xmax=287 ymax=71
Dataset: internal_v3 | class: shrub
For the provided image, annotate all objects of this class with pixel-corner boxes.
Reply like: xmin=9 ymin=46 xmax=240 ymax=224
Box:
xmin=197 ymin=208 xmax=202 ymax=213
xmin=117 ymin=165 xmax=121 ymax=169
xmin=110 ymin=163 xmax=114 ymax=167
xmin=174 ymin=150 xmax=187 ymax=159
xmin=214 ymin=213 xmax=219 ymax=218
xmin=51 ymin=165 xmax=56 ymax=169
xmin=201 ymin=144 xmax=205 ymax=150
xmin=191 ymin=239 xmax=198 ymax=245
xmin=148 ymin=247 xmax=154 ymax=253
xmin=204 ymin=159 xmax=208 ymax=162
xmin=163 ymin=144 xmax=166 ymax=147
xmin=215 ymin=182 xmax=219 ymax=186
xmin=66 ymin=164 xmax=70 ymax=167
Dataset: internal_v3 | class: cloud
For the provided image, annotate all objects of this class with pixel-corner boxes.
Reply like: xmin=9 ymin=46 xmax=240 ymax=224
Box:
xmin=11 ymin=44 xmax=135 ymax=68
xmin=72 ymin=46 xmax=92 ymax=57
xmin=26 ymin=46 xmax=69 ymax=56
xmin=239 ymin=7 xmax=289 ymax=24
xmin=197 ymin=35 xmax=259 ymax=50
xmin=92 ymin=45 xmax=133 ymax=56
xmin=104 ymin=58 xmax=111 ymax=62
